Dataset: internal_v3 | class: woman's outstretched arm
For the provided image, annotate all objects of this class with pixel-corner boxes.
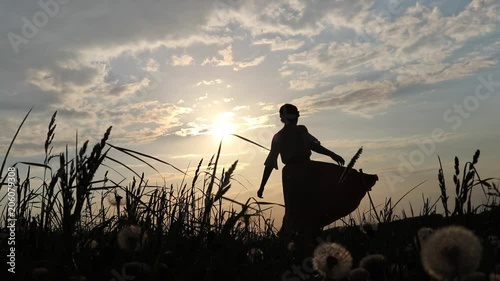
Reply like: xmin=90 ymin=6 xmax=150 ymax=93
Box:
xmin=258 ymin=136 xmax=279 ymax=198
xmin=300 ymin=125 xmax=345 ymax=166
xmin=311 ymin=144 xmax=345 ymax=166
xmin=258 ymin=165 xmax=274 ymax=198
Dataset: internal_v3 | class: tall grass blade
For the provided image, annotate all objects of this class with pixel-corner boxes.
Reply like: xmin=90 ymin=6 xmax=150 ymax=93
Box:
xmin=0 ymin=106 xmax=33 ymax=190
xmin=107 ymin=143 xmax=187 ymax=175
xmin=230 ymin=134 xmax=270 ymax=151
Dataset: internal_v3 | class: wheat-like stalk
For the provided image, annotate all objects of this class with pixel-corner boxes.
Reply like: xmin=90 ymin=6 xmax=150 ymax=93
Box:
xmin=339 ymin=146 xmax=363 ymax=184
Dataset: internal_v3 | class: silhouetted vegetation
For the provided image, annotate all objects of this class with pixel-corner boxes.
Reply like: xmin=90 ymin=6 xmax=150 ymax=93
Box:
xmin=1 ymin=111 xmax=499 ymax=281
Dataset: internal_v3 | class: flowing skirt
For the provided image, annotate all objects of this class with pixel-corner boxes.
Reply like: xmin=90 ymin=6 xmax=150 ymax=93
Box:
xmin=279 ymin=160 xmax=378 ymax=236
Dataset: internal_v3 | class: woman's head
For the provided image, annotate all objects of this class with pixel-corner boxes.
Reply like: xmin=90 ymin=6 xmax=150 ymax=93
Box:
xmin=280 ymin=104 xmax=299 ymax=125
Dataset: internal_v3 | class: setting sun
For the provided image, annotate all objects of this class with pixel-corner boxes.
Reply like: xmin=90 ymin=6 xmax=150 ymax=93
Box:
xmin=210 ymin=112 xmax=236 ymax=138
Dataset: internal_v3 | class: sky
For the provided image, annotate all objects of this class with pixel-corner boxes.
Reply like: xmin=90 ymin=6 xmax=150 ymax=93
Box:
xmin=1 ymin=0 xmax=499 ymax=225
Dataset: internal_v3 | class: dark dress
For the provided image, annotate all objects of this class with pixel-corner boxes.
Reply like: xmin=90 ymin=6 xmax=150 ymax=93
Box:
xmin=264 ymin=125 xmax=378 ymax=236
xmin=264 ymin=125 xmax=321 ymax=236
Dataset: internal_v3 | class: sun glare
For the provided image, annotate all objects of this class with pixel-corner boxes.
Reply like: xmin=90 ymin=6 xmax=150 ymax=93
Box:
xmin=210 ymin=112 xmax=236 ymax=139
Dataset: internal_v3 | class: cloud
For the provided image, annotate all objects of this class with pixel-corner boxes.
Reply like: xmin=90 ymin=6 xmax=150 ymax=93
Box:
xmin=171 ymin=54 xmax=195 ymax=66
xmin=27 ymin=62 xmax=106 ymax=94
xmin=233 ymin=56 xmax=266 ymax=71
xmin=322 ymin=133 xmax=462 ymax=150
xmin=1 ymin=0 xmax=218 ymax=75
xmin=202 ymin=44 xmax=266 ymax=70
xmin=253 ymin=37 xmax=305 ymax=51
xmin=292 ymin=80 xmax=397 ymax=118
xmin=261 ymin=104 xmax=278 ymax=111
xmin=197 ymin=93 xmax=208 ymax=101
xmin=207 ymin=0 xmax=375 ymax=37
xmin=202 ymin=45 xmax=234 ymax=66
xmin=233 ymin=105 xmax=250 ymax=111
xmin=394 ymin=56 xmax=498 ymax=85
xmin=1 ymin=0 xmax=499 ymax=153
xmin=0 ymin=0 xmax=225 ymax=149
xmin=94 ymin=101 xmax=194 ymax=143
xmin=289 ymin=79 xmax=325 ymax=90
xmin=240 ymin=114 xmax=275 ymax=130
xmin=277 ymin=0 xmax=499 ymax=92
xmin=170 ymin=153 xmax=205 ymax=159
xmin=174 ymin=121 xmax=210 ymax=137
xmin=143 ymin=58 xmax=160 ymax=72
xmin=196 ymin=79 xmax=223 ymax=86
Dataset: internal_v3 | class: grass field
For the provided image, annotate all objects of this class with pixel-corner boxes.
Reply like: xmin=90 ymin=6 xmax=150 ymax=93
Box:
xmin=1 ymin=111 xmax=499 ymax=281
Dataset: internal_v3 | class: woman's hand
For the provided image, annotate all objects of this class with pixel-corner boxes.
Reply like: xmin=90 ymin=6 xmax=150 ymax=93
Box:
xmin=257 ymin=187 xmax=264 ymax=198
xmin=331 ymin=153 xmax=345 ymax=166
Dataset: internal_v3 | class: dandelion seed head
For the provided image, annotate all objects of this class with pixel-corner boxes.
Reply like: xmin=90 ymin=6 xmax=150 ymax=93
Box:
xmin=418 ymin=227 xmax=434 ymax=246
xmin=490 ymin=273 xmax=500 ymax=281
xmin=107 ymin=195 xmax=117 ymax=206
xmin=107 ymin=193 xmax=123 ymax=206
xmin=88 ymin=240 xmax=99 ymax=256
xmin=247 ymin=248 xmax=264 ymax=263
xmin=349 ymin=268 xmax=369 ymax=281
xmin=421 ymin=225 xmax=482 ymax=281
xmin=360 ymin=254 xmax=386 ymax=280
xmin=313 ymin=243 xmax=352 ymax=280
xmin=491 ymin=264 xmax=500 ymax=281
xmin=117 ymin=224 xmax=148 ymax=252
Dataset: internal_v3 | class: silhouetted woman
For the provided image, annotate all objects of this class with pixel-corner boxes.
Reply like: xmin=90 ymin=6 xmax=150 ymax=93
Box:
xmin=257 ymin=104 xmax=345 ymax=253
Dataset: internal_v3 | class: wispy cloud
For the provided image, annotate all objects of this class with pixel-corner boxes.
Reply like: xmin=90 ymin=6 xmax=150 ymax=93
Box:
xmin=202 ymin=45 xmax=234 ymax=66
xmin=322 ymin=133 xmax=463 ymax=150
xmin=202 ymin=45 xmax=266 ymax=70
xmin=292 ymin=80 xmax=397 ymax=118
xmin=143 ymin=58 xmax=160 ymax=72
xmin=253 ymin=37 xmax=305 ymax=51
xmin=234 ymin=56 xmax=266 ymax=71
xmin=171 ymin=54 xmax=195 ymax=66
xmin=196 ymin=79 xmax=223 ymax=86
xmin=289 ymin=79 xmax=326 ymax=90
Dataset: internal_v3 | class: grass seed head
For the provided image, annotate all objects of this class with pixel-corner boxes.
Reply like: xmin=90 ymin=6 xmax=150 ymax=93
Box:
xmin=313 ymin=243 xmax=352 ymax=280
